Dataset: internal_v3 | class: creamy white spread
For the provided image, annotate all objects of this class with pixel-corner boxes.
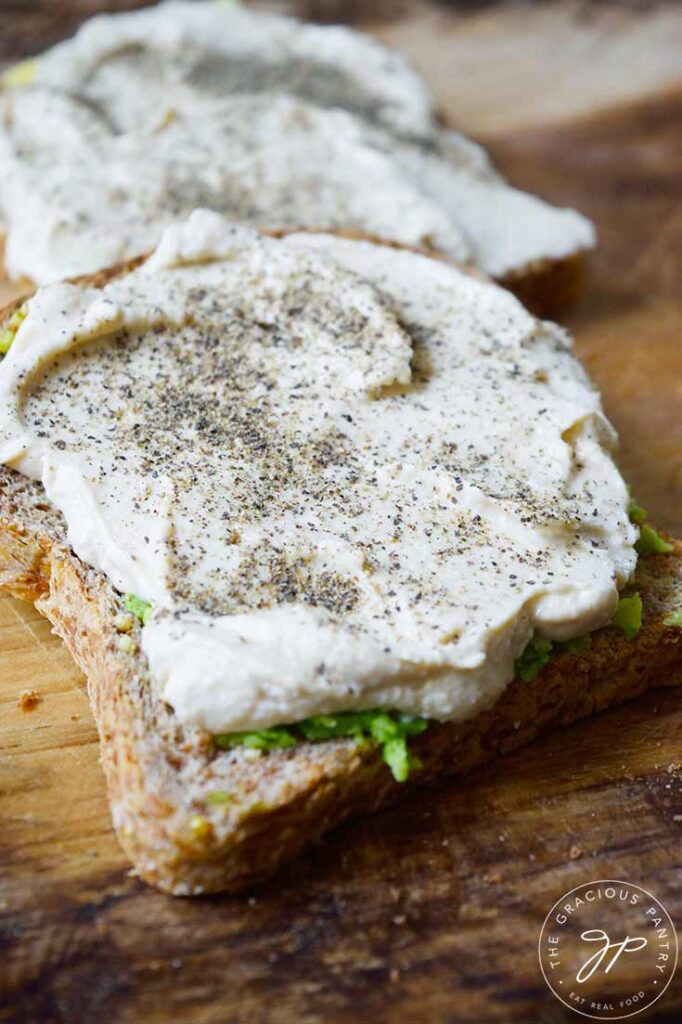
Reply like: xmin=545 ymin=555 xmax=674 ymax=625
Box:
xmin=0 ymin=0 xmax=595 ymax=284
xmin=0 ymin=211 xmax=635 ymax=733
xmin=31 ymin=0 xmax=436 ymax=138
xmin=0 ymin=88 xmax=470 ymax=284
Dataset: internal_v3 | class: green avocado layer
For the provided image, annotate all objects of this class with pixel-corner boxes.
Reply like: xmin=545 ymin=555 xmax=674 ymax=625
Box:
xmin=0 ymin=306 xmax=27 ymax=356
xmin=611 ymin=594 xmax=643 ymax=639
xmin=123 ymin=592 xmax=153 ymax=624
xmin=629 ymin=498 xmax=673 ymax=555
xmin=215 ymin=710 xmax=428 ymax=783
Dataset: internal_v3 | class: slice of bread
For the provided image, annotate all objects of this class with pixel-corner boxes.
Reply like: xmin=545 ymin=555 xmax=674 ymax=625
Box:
xmin=0 ymin=260 xmax=680 ymax=896
xmin=1 ymin=464 xmax=680 ymax=895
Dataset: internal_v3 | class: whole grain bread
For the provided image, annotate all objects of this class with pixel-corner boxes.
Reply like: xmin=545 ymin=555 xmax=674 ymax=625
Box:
xmin=2 ymin=465 xmax=681 ymax=895
xmin=0 ymin=257 xmax=679 ymax=896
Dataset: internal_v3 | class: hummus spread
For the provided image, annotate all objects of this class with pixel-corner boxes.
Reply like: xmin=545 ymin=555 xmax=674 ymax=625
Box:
xmin=0 ymin=211 xmax=636 ymax=733
xmin=31 ymin=0 xmax=436 ymax=138
xmin=0 ymin=1 xmax=594 ymax=284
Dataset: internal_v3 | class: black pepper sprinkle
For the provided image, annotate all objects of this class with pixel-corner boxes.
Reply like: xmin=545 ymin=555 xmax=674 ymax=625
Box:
xmin=16 ymin=237 xmax=623 ymax=664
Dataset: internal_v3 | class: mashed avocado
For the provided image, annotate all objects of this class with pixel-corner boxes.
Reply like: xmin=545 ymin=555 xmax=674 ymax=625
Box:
xmin=0 ymin=306 xmax=27 ymax=356
xmin=636 ymin=523 xmax=673 ymax=556
xmin=612 ymin=594 xmax=643 ymax=639
xmin=514 ymin=636 xmax=553 ymax=682
xmin=122 ymin=592 xmax=153 ymax=624
xmin=628 ymin=498 xmax=673 ymax=555
xmin=513 ymin=632 xmax=593 ymax=682
xmin=628 ymin=498 xmax=648 ymax=525
xmin=215 ymin=710 xmax=427 ymax=782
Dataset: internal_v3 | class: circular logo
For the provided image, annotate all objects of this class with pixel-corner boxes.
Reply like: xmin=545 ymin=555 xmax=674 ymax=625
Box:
xmin=539 ymin=879 xmax=677 ymax=1019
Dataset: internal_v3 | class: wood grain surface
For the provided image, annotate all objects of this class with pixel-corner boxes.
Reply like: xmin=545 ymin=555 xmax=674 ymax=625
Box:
xmin=1 ymin=2 xmax=681 ymax=1023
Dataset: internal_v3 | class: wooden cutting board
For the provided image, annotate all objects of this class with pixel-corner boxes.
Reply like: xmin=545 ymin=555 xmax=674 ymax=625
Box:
xmin=1 ymin=3 xmax=681 ymax=1022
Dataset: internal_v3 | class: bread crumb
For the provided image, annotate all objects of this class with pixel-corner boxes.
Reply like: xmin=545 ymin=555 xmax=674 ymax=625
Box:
xmin=389 ymin=968 xmax=400 ymax=983
xmin=483 ymin=871 xmax=503 ymax=884
xmin=17 ymin=689 xmax=40 ymax=711
xmin=569 ymin=844 xmax=583 ymax=860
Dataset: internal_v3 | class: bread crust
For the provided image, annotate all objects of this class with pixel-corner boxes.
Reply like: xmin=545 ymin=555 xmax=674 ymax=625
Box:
xmin=0 ymin=250 xmax=679 ymax=895
xmin=499 ymin=250 xmax=588 ymax=318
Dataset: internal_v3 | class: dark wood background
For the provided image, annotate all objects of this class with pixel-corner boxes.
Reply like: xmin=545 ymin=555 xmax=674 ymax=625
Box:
xmin=0 ymin=2 xmax=681 ymax=1023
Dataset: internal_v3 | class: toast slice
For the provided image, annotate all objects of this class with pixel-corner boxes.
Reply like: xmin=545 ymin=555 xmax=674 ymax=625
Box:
xmin=1 ymin=465 xmax=680 ymax=895
xmin=0 ymin=245 xmax=680 ymax=896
